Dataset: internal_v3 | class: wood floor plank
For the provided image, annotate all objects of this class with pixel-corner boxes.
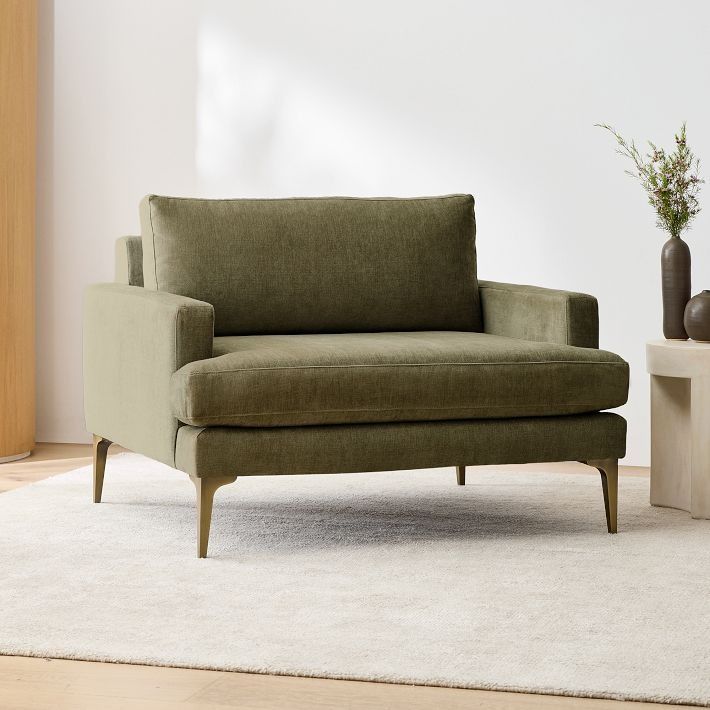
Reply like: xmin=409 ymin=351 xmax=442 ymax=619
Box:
xmin=0 ymin=681 xmax=226 ymax=710
xmin=0 ymin=658 xmax=694 ymax=710
xmin=0 ymin=442 xmax=124 ymax=491
xmin=188 ymin=670 xmax=686 ymax=710
xmin=0 ymin=655 xmax=216 ymax=702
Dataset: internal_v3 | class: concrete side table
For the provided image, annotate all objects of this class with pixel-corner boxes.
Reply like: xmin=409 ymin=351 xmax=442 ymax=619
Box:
xmin=646 ymin=340 xmax=710 ymax=518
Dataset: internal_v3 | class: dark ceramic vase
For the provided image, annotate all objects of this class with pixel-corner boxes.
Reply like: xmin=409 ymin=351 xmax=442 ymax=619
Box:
xmin=661 ymin=236 xmax=691 ymax=340
xmin=684 ymin=290 xmax=710 ymax=342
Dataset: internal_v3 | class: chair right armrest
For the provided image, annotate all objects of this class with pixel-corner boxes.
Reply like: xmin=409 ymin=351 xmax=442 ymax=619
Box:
xmin=478 ymin=280 xmax=599 ymax=348
xmin=83 ymin=283 xmax=214 ymax=467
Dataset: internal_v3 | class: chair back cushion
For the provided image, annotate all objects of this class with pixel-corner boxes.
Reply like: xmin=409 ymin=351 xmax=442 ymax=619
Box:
xmin=140 ymin=194 xmax=480 ymax=335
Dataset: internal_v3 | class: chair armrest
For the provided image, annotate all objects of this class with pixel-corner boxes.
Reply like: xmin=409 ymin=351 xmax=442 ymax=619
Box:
xmin=83 ymin=284 xmax=214 ymax=466
xmin=115 ymin=236 xmax=144 ymax=286
xmin=478 ymin=280 xmax=599 ymax=348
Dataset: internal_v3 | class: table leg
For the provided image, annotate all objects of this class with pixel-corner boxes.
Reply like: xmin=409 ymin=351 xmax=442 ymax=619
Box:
xmin=691 ymin=376 xmax=710 ymax=519
xmin=650 ymin=374 xmax=691 ymax=511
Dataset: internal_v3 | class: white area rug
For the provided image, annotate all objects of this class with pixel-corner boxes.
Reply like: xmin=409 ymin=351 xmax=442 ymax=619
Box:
xmin=2 ymin=454 xmax=709 ymax=705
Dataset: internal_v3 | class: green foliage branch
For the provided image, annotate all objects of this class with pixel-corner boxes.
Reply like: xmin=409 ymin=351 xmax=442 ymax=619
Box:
xmin=597 ymin=123 xmax=703 ymax=238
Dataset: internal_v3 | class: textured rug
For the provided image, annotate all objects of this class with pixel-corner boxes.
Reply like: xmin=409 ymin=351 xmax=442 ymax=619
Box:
xmin=1 ymin=454 xmax=709 ymax=705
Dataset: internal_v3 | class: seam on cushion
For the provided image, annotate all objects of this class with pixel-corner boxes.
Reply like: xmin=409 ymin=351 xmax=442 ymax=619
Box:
xmin=479 ymin=285 xmax=595 ymax=305
xmin=171 ymin=305 xmax=212 ymax=458
xmin=148 ymin=195 xmax=159 ymax=289
xmin=565 ymin=294 xmax=571 ymax=345
xmin=97 ymin=284 xmax=212 ymax=309
xmin=151 ymin=194 xmax=471 ymax=204
xmin=479 ymin=284 xmax=594 ymax=298
xmin=174 ymin=425 xmax=207 ymax=476
xmin=171 ymin=307 xmax=183 ymax=464
xmin=183 ymin=403 xmax=622 ymax=420
xmin=567 ymin=293 xmax=597 ymax=348
xmin=180 ymin=361 xmax=626 ymax=376
xmin=174 ymin=307 xmax=181 ymax=370
xmin=478 ymin=285 xmax=573 ymax=298
xmin=175 ymin=304 xmax=214 ymax=365
xmin=194 ymin=425 xmax=208 ymax=461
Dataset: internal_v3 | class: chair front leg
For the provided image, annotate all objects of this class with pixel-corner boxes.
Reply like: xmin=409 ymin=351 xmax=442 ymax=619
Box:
xmin=92 ymin=435 xmax=113 ymax=503
xmin=189 ymin=475 xmax=237 ymax=558
xmin=456 ymin=466 xmax=466 ymax=486
xmin=583 ymin=458 xmax=618 ymax=533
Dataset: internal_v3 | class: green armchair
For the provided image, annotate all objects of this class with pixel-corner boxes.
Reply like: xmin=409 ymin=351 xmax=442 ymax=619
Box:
xmin=84 ymin=195 xmax=628 ymax=557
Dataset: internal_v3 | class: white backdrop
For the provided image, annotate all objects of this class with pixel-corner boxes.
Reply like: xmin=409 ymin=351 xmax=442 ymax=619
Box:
xmin=37 ymin=0 xmax=710 ymax=465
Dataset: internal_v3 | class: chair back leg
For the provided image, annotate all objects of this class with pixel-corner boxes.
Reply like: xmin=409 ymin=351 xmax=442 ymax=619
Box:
xmin=456 ymin=466 xmax=466 ymax=486
xmin=92 ymin=435 xmax=112 ymax=503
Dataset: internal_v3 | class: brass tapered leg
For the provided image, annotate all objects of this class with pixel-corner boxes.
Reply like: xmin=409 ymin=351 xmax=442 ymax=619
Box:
xmin=456 ymin=466 xmax=466 ymax=486
xmin=189 ymin=475 xmax=237 ymax=558
xmin=92 ymin=435 xmax=112 ymax=503
xmin=584 ymin=458 xmax=618 ymax=533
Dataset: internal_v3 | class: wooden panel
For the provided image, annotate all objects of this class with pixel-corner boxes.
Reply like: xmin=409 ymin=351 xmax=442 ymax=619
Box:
xmin=0 ymin=655 xmax=688 ymax=710
xmin=0 ymin=0 xmax=36 ymax=458
xmin=0 ymin=442 xmax=129 ymax=492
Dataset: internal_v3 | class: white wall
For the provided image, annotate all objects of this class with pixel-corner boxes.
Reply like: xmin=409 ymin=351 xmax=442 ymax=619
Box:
xmin=38 ymin=0 xmax=710 ymax=465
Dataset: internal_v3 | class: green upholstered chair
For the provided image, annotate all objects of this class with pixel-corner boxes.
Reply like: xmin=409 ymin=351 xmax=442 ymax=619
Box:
xmin=84 ymin=195 xmax=629 ymax=557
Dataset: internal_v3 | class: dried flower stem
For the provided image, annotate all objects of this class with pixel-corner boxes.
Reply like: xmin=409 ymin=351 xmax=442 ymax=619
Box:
xmin=597 ymin=123 xmax=703 ymax=238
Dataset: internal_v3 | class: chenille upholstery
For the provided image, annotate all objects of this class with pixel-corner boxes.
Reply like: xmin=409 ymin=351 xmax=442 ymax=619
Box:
xmin=140 ymin=194 xmax=481 ymax=335
xmin=84 ymin=195 xmax=629 ymax=556
xmin=175 ymin=414 xmax=626 ymax=479
xmin=171 ymin=331 xmax=628 ymax=428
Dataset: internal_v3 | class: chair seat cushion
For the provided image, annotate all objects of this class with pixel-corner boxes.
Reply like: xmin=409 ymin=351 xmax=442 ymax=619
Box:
xmin=170 ymin=331 xmax=629 ymax=428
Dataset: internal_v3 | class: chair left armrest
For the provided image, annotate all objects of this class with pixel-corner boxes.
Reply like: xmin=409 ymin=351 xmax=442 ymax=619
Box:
xmin=478 ymin=280 xmax=599 ymax=348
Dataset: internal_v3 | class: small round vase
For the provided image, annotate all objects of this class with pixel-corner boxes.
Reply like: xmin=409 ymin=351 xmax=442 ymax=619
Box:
xmin=661 ymin=236 xmax=691 ymax=340
xmin=684 ymin=290 xmax=710 ymax=342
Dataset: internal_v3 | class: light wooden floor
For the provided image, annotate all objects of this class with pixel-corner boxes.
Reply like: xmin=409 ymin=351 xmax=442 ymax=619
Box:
xmin=0 ymin=444 xmax=686 ymax=710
